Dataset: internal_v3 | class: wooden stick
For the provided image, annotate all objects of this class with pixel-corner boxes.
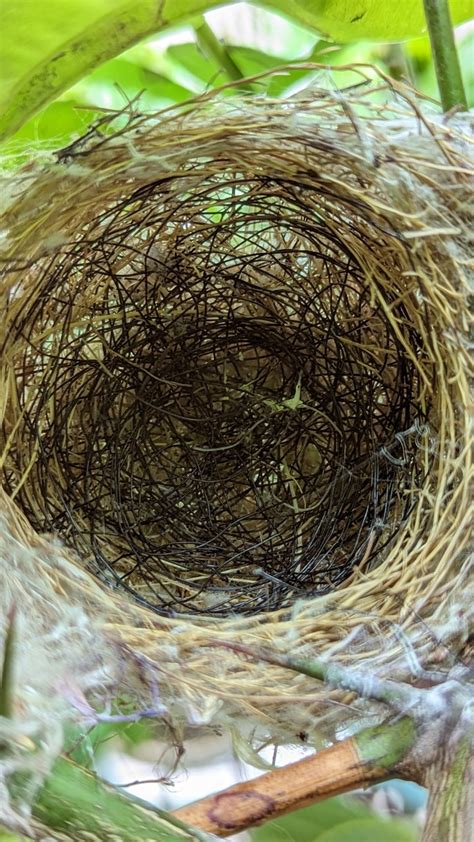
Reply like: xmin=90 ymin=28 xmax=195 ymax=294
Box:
xmin=172 ymin=720 xmax=414 ymax=838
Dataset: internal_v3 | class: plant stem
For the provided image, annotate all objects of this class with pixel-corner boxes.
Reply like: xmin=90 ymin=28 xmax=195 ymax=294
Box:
xmin=423 ymin=0 xmax=468 ymax=111
xmin=0 ymin=608 xmax=16 ymax=719
xmin=209 ymin=640 xmax=416 ymax=712
xmin=384 ymin=43 xmax=413 ymax=83
xmin=195 ymin=20 xmax=251 ymax=88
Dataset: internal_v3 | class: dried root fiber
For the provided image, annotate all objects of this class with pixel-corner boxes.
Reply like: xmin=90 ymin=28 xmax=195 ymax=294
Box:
xmin=0 ymin=72 xmax=472 ymax=797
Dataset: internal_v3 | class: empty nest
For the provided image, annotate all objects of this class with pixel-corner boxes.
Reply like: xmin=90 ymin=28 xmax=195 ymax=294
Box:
xmin=0 ymin=74 xmax=472 ymax=730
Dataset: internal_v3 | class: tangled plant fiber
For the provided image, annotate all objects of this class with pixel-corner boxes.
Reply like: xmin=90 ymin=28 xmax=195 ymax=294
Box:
xmin=0 ymin=70 xmax=472 ymax=815
xmin=2 ymin=95 xmax=436 ymax=617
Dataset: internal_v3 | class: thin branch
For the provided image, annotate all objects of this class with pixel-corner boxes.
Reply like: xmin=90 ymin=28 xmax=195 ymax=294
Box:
xmin=173 ymin=719 xmax=416 ymax=837
xmin=207 ymin=639 xmax=417 ymax=712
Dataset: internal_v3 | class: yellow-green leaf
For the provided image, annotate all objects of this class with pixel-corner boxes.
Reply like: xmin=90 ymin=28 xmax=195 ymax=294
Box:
xmin=0 ymin=0 xmax=212 ymax=142
xmin=269 ymin=0 xmax=472 ymax=43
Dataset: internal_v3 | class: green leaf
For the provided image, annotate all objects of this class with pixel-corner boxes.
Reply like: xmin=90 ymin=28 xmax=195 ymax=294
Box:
xmin=456 ymin=29 xmax=474 ymax=104
xmin=32 ymin=756 xmax=213 ymax=841
xmin=269 ymin=0 xmax=472 ymax=42
xmin=251 ymin=797 xmax=374 ymax=841
xmin=5 ymin=101 xmax=98 ymax=154
xmin=67 ymin=57 xmax=194 ymax=109
xmin=167 ymin=43 xmax=227 ymax=88
xmin=315 ymin=817 xmax=418 ymax=842
xmin=65 ymin=716 xmax=156 ymax=770
xmin=228 ymin=45 xmax=289 ymax=76
xmin=0 ymin=0 xmax=213 ymax=142
xmin=1 ymin=1 xmax=472 ymax=143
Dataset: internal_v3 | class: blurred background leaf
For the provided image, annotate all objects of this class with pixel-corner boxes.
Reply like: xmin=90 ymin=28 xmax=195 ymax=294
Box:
xmin=250 ymin=797 xmax=419 ymax=841
xmin=251 ymin=798 xmax=374 ymax=840
xmin=3 ymin=3 xmax=472 ymax=158
xmin=314 ymin=817 xmax=418 ymax=842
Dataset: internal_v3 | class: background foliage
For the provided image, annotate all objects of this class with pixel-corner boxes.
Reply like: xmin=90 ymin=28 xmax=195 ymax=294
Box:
xmin=2 ymin=1 xmax=473 ymax=153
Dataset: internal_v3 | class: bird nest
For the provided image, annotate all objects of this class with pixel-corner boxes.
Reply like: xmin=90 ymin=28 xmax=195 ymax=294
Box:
xmin=0 ymin=72 xmax=472 ymax=742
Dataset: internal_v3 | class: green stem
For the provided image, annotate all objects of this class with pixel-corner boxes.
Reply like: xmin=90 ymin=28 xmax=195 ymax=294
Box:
xmin=0 ymin=608 xmax=16 ymax=719
xmin=195 ymin=20 xmax=250 ymax=88
xmin=210 ymin=641 xmax=416 ymax=712
xmin=355 ymin=717 xmax=416 ymax=771
xmin=383 ymin=43 xmax=413 ymax=83
xmin=423 ymin=0 xmax=467 ymax=111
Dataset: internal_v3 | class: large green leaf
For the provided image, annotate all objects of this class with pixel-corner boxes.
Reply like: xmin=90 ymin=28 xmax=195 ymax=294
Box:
xmin=32 ymin=756 xmax=213 ymax=841
xmin=0 ymin=0 xmax=212 ymax=142
xmin=67 ymin=57 xmax=195 ymax=109
xmin=1 ymin=1 xmax=472 ymax=143
xmin=5 ymin=101 xmax=98 ymax=155
xmin=270 ymin=0 xmax=472 ymax=43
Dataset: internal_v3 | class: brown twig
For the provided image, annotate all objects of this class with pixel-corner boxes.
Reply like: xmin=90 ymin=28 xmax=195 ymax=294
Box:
xmin=173 ymin=733 xmax=387 ymax=837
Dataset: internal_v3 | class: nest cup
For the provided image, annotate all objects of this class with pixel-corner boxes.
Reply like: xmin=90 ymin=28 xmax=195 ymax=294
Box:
xmin=0 ymin=73 xmax=472 ymax=739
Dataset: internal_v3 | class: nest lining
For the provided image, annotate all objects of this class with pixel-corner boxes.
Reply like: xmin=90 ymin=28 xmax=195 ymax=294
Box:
xmin=0 ymin=157 xmax=430 ymax=616
xmin=0 ymin=76 xmax=472 ymax=745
